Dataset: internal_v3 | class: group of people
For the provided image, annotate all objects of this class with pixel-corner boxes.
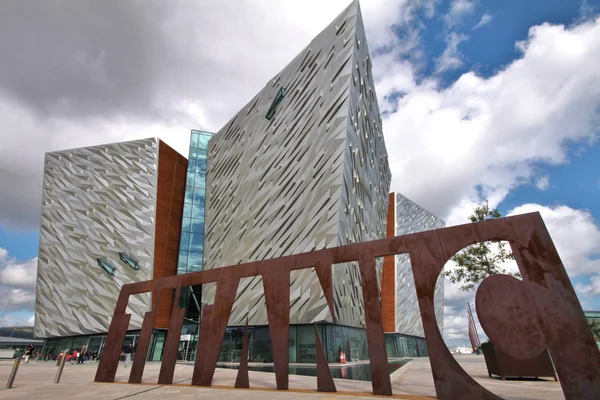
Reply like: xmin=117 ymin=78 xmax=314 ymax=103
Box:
xmin=20 ymin=342 xmax=134 ymax=366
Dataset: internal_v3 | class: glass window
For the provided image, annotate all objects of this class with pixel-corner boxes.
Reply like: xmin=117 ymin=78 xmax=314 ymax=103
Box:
xmin=296 ymin=325 xmax=316 ymax=362
xmin=178 ymin=251 xmax=188 ymax=270
xmin=194 ymin=177 xmax=206 ymax=191
xmin=96 ymin=258 xmax=115 ymax=276
xmin=192 ymin=189 xmax=205 ymax=205
xmin=179 ymin=232 xmax=190 ymax=251
xmin=191 ymin=133 xmax=200 ymax=148
xmin=184 ymin=186 xmax=194 ymax=204
xmin=188 ymin=159 xmax=197 ymax=173
xmin=197 ymin=133 xmax=211 ymax=149
xmin=266 ymin=87 xmax=287 ymax=120
xmin=188 ymin=252 xmax=203 ymax=271
xmin=190 ymin=232 xmax=204 ymax=248
xmin=183 ymin=203 xmax=192 ymax=218
xmin=190 ymin=219 xmax=205 ymax=235
xmin=196 ymin=159 xmax=207 ymax=174
xmin=186 ymin=171 xmax=195 ymax=188
xmin=181 ymin=218 xmax=191 ymax=233
xmin=191 ymin=202 xmax=205 ymax=219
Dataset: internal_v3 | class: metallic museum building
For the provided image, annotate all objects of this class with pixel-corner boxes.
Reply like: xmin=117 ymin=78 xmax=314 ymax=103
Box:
xmin=34 ymin=1 xmax=443 ymax=363
xmin=36 ymin=138 xmax=188 ymax=359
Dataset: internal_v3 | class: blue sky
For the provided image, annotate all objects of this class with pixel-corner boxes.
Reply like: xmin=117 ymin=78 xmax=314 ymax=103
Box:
xmin=0 ymin=0 xmax=599 ymax=346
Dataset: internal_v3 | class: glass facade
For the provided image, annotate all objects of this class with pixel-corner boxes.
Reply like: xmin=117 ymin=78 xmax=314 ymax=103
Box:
xmin=178 ymin=130 xmax=213 ymax=275
xmin=177 ymin=130 xmax=213 ymax=359
xmin=187 ymin=323 xmax=427 ymax=363
xmin=39 ymin=329 xmax=171 ymax=362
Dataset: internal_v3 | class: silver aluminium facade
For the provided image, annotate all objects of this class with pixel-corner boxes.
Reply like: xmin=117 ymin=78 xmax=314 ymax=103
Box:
xmin=393 ymin=193 xmax=445 ymax=337
xmin=202 ymin=1 xmax=391 ymax=328
xmin=35 ymin=139 xmax=161 ymax=338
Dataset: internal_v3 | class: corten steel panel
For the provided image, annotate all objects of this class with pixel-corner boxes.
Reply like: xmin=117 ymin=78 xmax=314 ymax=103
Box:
xmin=96 ymin=213 xmax=600 ymax=400
xmin=94 ymin=291 xmax=131 ymax=383
xmin=315 ymin=323 xmax=336 ymax=393
xmin=154 ymin=142 xmax=188 ymax=329
xmin=195 ymin=277 xmax=240 ymax=386
xmin=36 ymin=139 xmax=158 ymax=338
xmin=263 ymin=267 xmax=291 ymax=390
xmin=128 ymin=310 xmax=157 ymax=383
xmin=202 ymin=0 xmax=391 ymax=329
xmin=382 ymin=192 xmax=396 ymax=332
xmin=192 ymin=305 xmax=213 ymax=386
xmin=234 ymin=321 xmax=250 ymax=389
xmin=359 ymin=253 xmax=392 ymax=395
xmin=158 ymin=287 xmax=185 ymax=385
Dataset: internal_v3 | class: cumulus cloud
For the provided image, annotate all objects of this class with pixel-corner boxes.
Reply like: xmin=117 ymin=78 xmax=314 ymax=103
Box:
xmin=0 ymin=0 xmax=439 ymax=230
xmin=473 ymin=13 xmax=493 ymax=30
xmin=535 ymin=175 xmax=550 ymax=190
xmin=435 ymin=32 xmax=469 ymax=73
xmin=0 ymin=248 xmax=37 ymax=317
xmin=377 ymin=17 xmax=600 ymax=220
xmin=443 ymin=0 xmax=477 ymax=28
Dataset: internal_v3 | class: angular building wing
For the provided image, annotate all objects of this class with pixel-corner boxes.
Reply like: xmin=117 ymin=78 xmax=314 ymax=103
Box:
xmin=202 ymin=1 xmax=391 ymax=327
xmin=35 ymin=138 xmax=187 ymax=338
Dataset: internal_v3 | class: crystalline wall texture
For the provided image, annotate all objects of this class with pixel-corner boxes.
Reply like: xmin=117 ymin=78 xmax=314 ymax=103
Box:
xmin=35 ymin=139 xmax=160 ymax=338
xmin=203 ymin=1 xmax=391 ymax=328
xmin=394 ymin=193 xmax=445 ymax=336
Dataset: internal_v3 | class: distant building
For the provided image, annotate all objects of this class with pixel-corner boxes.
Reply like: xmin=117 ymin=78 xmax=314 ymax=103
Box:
xmin=35 ymin=138 xmax=187 ymax=359
xmin=200 ymin=0 xmax=391 ymax=362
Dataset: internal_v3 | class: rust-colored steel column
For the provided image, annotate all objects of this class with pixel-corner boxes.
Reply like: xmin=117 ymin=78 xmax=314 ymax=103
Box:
xmin=158 ymin=287 xmax=185 ymax=384
xmin=196 ymin=277 xmax=240 ymax=386
xmin=129 ymin=311 xmax=156 ymax=383
xmin=315 ymin=323 xmax=336 ymax=393
xmin=358 ymin=254 xmax=392 ymax=396
xmin=191 ymin=305 xmax=213 ymax=386
xmin=95 ymin=290 xmax=131 ymax=383
xmin=234 ymin=320 xmax=250 ymax=389
xmin=263 ymin=267 xmax=291 ymax=391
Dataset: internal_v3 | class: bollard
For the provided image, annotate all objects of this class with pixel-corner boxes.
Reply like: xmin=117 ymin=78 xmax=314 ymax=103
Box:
xmin=54 ymin=353 xmax=67 ymax=384
xmin=6 ymin=356 xmax=21 ymax=389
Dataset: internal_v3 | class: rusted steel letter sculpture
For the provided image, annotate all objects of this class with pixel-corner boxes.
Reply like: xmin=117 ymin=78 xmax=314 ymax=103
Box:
xmin=95 ymin=213 xmax=600 ymax=399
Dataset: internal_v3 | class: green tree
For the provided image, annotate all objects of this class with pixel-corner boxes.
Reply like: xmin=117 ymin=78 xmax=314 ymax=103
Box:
xmin=589 ymin=319 xmax=600 ymax=342
xmin=445 ymin=200 xmax=519 ymax=291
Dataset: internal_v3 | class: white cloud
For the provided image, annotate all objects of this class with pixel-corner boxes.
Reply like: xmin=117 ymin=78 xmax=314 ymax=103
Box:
xmin=0 ymin=0 xmax=438 ymax=230
xmin=444 ymin=0 xmax=477 ymax=28
xmin=0 ymin=255 xmax=38 ymax=290
xmin=378 ymin=17 xmax=600 ymax=221
xmin=435 ymin=32 xmax=469 ymax=73
xmin=535 ymin=174 xmax=550 ymax=190
xmin=473 ymin=13 xmax=493 ymax=30
xmin=0 ymin=248 xmax=37 ymax=318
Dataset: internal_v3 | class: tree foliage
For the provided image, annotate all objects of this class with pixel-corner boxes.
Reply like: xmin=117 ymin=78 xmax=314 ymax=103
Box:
xmin=445 ymin=200 xmax=519 ymax=291
xmin=589 ymin=319 xmax=600 ymax=342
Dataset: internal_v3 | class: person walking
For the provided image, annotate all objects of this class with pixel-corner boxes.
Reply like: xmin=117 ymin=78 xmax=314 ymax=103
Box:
xmin=123 ymin=344 xmax=134 ymax=367
xmin=23 ymin=344 xmax=35 ymax=364
xmin=77 ymin=344 xmax=86 ymax=364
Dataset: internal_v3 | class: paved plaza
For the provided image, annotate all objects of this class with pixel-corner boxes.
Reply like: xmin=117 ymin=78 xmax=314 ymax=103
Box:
xmin=0 ymin=356 xmax=563 ymax=399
